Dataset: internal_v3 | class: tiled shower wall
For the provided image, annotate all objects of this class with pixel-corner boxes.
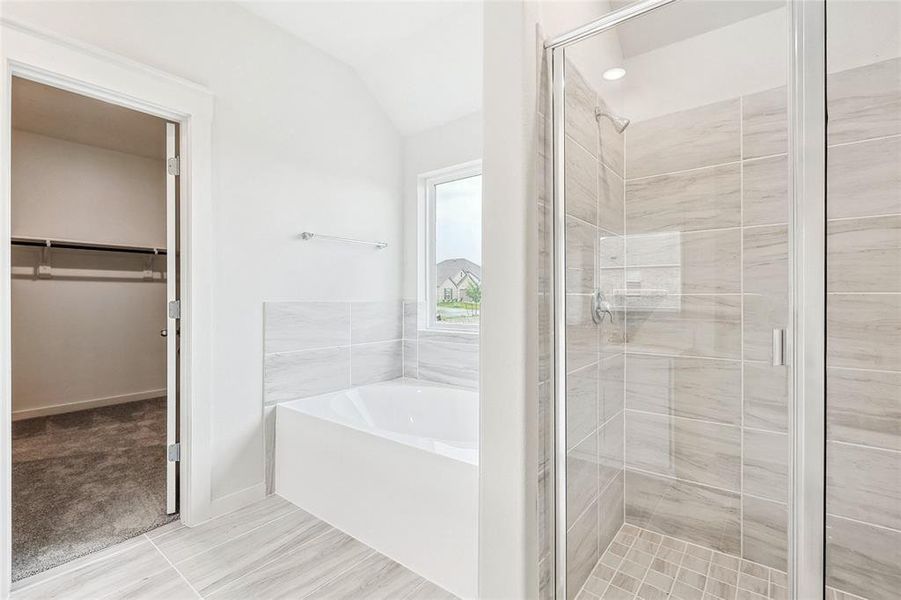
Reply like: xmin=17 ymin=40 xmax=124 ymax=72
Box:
xmin=621 ymin=87 xmax=791 ymax=570
xmin=538 ymin=43 xmax=899 ymax=600
xmin=824 ymin=56 xmax=901 ymax=600
xmin=560 ymin=62 xmax=628 ymax=599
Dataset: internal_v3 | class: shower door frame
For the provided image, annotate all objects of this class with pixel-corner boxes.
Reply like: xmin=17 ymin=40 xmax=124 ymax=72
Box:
xmin=544 ymin=1 xmax=827 ymax=597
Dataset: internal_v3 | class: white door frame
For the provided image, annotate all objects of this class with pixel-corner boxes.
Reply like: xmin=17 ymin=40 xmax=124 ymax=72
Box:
xmin=0 ymin=18 xmax=215 ymax=596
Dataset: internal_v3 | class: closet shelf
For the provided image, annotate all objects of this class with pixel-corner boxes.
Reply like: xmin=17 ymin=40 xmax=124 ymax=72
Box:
xmin=11 ymin=236 xmax=167 ymax=256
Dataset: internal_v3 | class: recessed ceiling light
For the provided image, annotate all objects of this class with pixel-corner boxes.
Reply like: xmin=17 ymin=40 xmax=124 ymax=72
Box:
xmin=603 ymin=67 xmax=626 ymax=81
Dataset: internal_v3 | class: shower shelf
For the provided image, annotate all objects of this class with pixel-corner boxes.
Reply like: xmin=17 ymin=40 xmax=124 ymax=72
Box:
xmin=614 ymin=289 xmax=668 ymax=297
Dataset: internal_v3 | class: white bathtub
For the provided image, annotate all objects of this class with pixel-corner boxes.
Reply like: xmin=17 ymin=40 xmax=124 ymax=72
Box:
xmin=275 ymin=378 xmax=478 ymax=599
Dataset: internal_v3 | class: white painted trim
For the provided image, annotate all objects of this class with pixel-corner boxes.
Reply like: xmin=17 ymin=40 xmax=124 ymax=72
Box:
xmin=11 ymin=389 xmax=167 ymax=421
xmin=0 ymin=18 xmax=215 ymax=596
xmin=209 ymin=483 xmax=267 ymax=519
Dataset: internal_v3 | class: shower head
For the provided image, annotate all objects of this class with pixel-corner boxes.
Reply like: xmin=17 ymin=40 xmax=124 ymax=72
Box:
xmin=595 ymin=107 xmax=630 ymax=133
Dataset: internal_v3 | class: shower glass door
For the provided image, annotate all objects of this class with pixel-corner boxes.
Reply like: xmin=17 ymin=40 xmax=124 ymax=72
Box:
xmin=547 ymin=2 xmax=794 ymax=598
xmin=824 ymin=3 xmax=901 ymax=599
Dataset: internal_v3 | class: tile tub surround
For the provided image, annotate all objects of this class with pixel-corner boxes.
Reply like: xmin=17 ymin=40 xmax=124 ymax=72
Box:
xmin=10 ymin=495 xmax=458 ymax=600
xmin=824 ymin=56 xmax=901 ymax=600
xmin=263 ymin=301 xmax=404 ymax=492
xmin=401 ymin=301 xmax=479 ymax=390
xmin=622 ymin=88 xmax=791 ymax=573
xmin=263 ymin=301 xmax=404 ymax=406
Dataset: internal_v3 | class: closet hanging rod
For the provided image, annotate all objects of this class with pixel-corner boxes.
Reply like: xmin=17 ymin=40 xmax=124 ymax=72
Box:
xmin=299 ymin=232 xmax=387 ymax=249
xmin=11 ymin=236 xmax=167 ymax=256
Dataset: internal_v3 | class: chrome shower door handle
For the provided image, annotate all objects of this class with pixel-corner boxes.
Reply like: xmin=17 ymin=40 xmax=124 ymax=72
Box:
xmin=773 ymin=328 xmax=785 ymax=366
xmin=591 ymin=289 xmax=614 ymax=325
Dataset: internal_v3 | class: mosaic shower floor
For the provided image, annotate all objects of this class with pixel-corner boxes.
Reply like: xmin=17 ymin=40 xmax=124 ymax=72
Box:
xmin=576 ymin=524 xmax=864 ymax=600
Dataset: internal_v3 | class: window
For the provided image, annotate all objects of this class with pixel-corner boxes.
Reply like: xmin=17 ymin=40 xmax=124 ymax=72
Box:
xmin=420 ymin=161 xmax=482 ymax=330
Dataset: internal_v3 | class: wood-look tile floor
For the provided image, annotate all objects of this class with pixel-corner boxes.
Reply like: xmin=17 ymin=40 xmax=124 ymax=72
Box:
xmin=11 ymin=495 xmax=458 ymax=600
xmin=575 ymin=524 xmax=865 ymax=600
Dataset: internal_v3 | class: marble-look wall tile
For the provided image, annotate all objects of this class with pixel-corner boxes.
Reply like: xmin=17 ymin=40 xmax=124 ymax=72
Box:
xmin=827 ymin=215 xmax=901 ymax=293
xmin=743 ymin=155 xmax=788 ymax=227
xmin=403 ymin=340 xmax=417 ymax=379
xmin=625 ymin=354 xmax=741 ymax=425
xmin=567 ymin=294 xmax=599 ymax=372
xmin=625 ymin=163 xmax=741 ymax=234
xmin=598 ymin=412 xmax=624 ymax=491
xmin=567 ymin=498 xmax=599 ymax=600
xmin=599 ymin=354 xmax=625 ymax=422
xmin=566 ymin=216 xmax=597 ymax=293
xmin=568 ymin=432 xmax=599 ymax=530
xmin=625 ymin=469 xmax=741 ymax=556
xmin=826 ymin=514 xmax=901 ymax=600
xmin=567 ymin=363 xmax=599 ymax=451
xmin=566 ymin=136 xmax=598 ymax=225
xmin=626 ymin=98 xmax=741 ymax=179
xmin=417 ymin=329 xmax=479 ymax=346
xmin=350 ymin=301 xmax=402 ymax=344
xmin=564 ymin=61 xmax=598 ymax=158
xmin=827 ymin=440 xmax=901 ymax=530
xmin=417 ymin=340 xmax=479 ymax=390
xmin=626 ymin=294 xmax=741 ymax=359
xmin=626 ymin=228 xmax=741 ymax=294
xmin=599 ymin=165 xmax=624 ymax=234
xmin=264 ymin=347 xmax=350 ymax=405
xmin=264 ymin=405 xmax=276 ymax=494
xmin=743 ymin=293 xmax=788 ymax=364
xmin=742 ymin=496 xmax=787 ymax=571
xmin=744 ymin=363 xmax=789 ymax=433
xmin=827 ymin=57 xmax=901 ymax=146
xmin=827 ymin=293 xmax=901 ymax=371
xmin=827 ymin=367 xmax=901 ymax=451
xmin=403 ymin=301 xmax=417 ymax=340
xmin=625 ymin=412 xmax=741 ymax=491
xmin=742 ymin=86 xmax=787 ymax=159
xmin=264 ymin=302 xmax=349 ymax=353
xmin=598 ymin=471 xmax=625 ymax=560
xmin=598 ymin=229 xmax=625 ymax=269
xmin=826 ymin=135 xmax=901 ymax=220
xmin=351 ymin=341 xmax=403 ymax=386
xmin=743 ymin=225 xmax=788 ymax=296
xmin=743 ymin=224 xmax=789 ymax=364
xmin=743 ymin=429 xmax=789 ymax=502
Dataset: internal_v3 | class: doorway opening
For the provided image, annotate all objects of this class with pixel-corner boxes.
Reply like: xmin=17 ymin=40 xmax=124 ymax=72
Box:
xmin=9 ymin=76 xmax=181 ymax=581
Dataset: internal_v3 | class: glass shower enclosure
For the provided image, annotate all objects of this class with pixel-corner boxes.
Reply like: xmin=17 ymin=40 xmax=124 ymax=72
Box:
xmin=540 ymin=1 xmax=899 ymax=599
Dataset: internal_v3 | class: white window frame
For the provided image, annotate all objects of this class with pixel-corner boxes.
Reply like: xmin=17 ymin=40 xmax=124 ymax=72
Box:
xmin=418 ymin=160 xmax=482 ymax=332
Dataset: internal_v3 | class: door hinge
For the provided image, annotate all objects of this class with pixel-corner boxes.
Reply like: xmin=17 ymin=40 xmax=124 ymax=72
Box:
xmin=167 ymin=156 xmax=180 ymax=176
xmin=168 ymin=442 xmax=181 ymax=462
xmin=168 ymin=300 xmax=181 ymax=319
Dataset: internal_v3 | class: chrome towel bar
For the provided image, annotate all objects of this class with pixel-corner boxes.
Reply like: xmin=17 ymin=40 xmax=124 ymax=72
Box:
xmin=299 ymin=232 xmax=387 ymax=249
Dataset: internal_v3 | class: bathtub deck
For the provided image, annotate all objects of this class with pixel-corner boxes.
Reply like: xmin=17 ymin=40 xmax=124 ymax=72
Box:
xmin=10 ymin=495 xmax=458 ymax=599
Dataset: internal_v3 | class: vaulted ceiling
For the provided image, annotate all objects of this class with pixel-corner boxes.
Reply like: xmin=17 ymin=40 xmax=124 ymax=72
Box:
xmin=239 ymin=1 xmax=483 ymax=136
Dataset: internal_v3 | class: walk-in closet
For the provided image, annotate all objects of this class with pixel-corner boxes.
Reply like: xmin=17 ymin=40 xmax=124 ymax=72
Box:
xmin=9 ymin=77 xmax=179 ymax=581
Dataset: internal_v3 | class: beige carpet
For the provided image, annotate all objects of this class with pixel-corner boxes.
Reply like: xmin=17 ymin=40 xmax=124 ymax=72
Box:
xmin=11 ymin=398 xmax=177 ymax=581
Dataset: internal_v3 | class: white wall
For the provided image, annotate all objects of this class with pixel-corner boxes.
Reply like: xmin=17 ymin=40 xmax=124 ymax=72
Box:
xmin=12 ymin=130 xmax=166 ymax=247
xmin=11 ymin=129 xmax=167 ymax=419
xmin=402 ymin=111 xmax=482 ymax=300
xmin=0 ymin=1 xmax=404 ymax=503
